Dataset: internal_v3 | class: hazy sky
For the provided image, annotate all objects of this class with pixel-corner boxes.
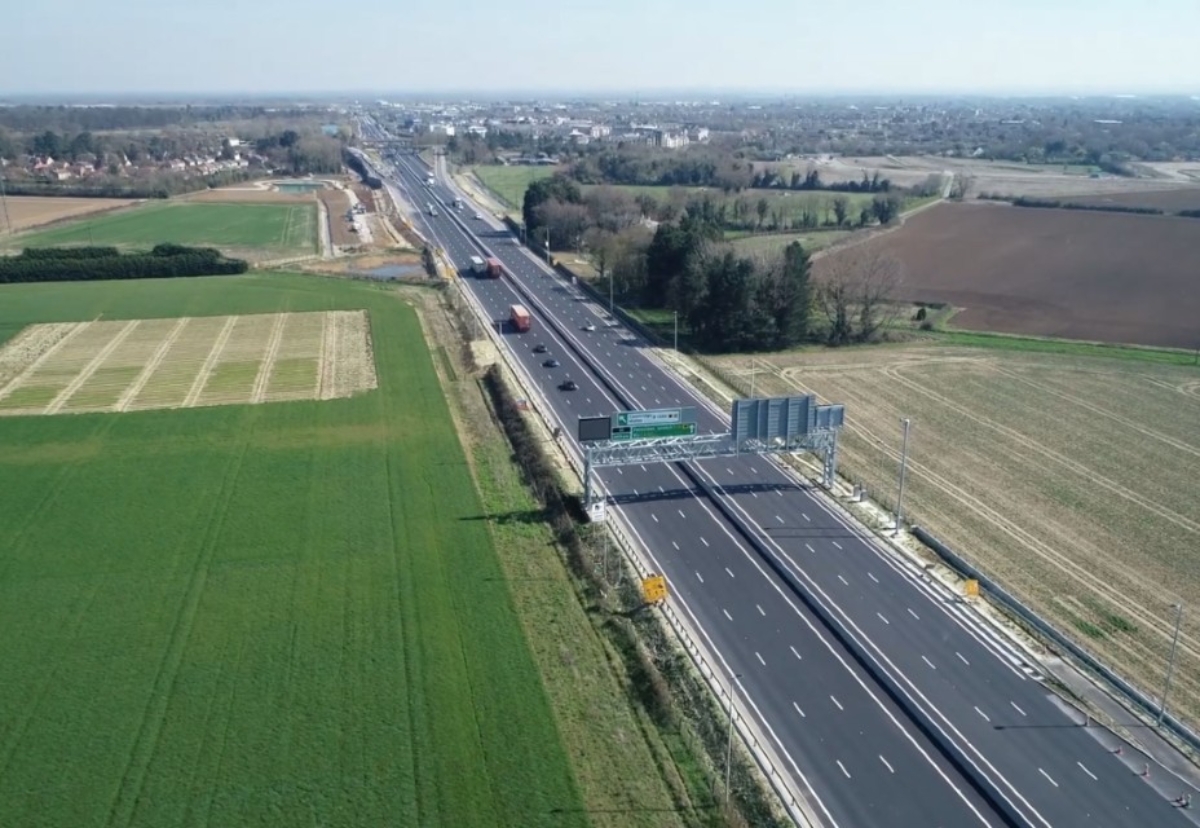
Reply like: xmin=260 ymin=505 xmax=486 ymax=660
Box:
xmin=3 ymin=0 xmax=1197 ymax=97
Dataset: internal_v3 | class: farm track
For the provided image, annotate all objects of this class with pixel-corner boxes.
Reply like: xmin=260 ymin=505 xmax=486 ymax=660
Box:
xmin=251 ymin=314 xmax=288 ymax=403
xmin=116 ymin=317 xmax=190 ymax=412
xmin=988 ymin=365 xmax=1200 ymax=461
xmin=44 ymin=321 xmax=140 ymax=414
xmin=879 ymin=363 xmax=1200 ymax=535
xmin=183 ymin=317 xmax=238 ymax=409
xmin=766 ymin=357 xmax=1200 ymax=710
xmin=317 ymin=312 xmax=333 ymax=399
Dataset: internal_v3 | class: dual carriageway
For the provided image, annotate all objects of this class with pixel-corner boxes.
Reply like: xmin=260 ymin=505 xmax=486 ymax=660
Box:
xmin=364 ymin=137 xmax=1194 ymax=828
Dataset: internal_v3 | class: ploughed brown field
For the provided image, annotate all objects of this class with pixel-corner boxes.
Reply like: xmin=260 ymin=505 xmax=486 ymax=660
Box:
xmin=848 ymin=202 xmax=1200 ymax=349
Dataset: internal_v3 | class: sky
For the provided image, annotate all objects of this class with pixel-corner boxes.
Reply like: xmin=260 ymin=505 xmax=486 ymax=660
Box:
xmin=3 ymin=0 xmax=1198 ymax=97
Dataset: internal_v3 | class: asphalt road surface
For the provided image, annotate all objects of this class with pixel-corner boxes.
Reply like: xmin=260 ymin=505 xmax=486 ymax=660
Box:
xmin=367 ymin=144 xmax=1190 ymax=828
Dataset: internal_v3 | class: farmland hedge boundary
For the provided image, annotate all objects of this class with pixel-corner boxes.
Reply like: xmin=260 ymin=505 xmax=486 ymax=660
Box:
xmin=0 ymin=244 xmax=248 ymax=284
xmin=981 ymin=194 xmax=1200 ymax=219
xmin=478 ymin=361 xmax=786 ymax=827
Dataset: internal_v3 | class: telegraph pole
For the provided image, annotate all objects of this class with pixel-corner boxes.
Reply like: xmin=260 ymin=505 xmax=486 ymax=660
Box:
xmin=894 ymin=417 xmax=911 ymax=536
xmin=724 ymin=671 xmax=742 ymax=804
xmin=1159 ymin=602 xmax=1184 ymax=726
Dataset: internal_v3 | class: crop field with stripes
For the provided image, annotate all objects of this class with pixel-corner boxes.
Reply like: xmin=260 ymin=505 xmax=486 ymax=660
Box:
xmin=0 ymin=274 xmax=583 ymax=828
xmin=0 ymin=311 xmax=375 ymax=416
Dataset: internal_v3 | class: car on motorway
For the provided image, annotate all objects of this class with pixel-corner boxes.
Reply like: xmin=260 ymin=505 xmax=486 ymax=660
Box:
xmin=581 ymin=323 xmax=596 ymax=332
xmin=542 ymin=358 xmax=560 ymax=368
xmin=532 ymin=343 xmax=548 ymax=353
xmin=558 ymin=379 xmax=578 ymax=391
xmin=473 ymin=211 xmax=481 ymax=219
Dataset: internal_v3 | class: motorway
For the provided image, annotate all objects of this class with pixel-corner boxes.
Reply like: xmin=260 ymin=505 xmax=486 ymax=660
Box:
xmin=363 ymin=131 xmax=1191 ymax=827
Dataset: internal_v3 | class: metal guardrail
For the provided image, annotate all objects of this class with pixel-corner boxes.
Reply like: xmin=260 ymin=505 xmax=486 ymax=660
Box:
xmin=913 ymin=526 xmax=1200 ymax=758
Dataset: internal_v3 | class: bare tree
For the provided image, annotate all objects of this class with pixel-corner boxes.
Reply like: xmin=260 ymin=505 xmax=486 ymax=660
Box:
xmin=815 ymin=246 xmax=905 ymax=345
xmin=536 ymin=200 xmax=590 ymax=251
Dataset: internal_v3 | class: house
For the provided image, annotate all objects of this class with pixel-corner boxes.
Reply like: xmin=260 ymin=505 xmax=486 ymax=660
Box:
xmin=466 ymin=124 xmax=488 ymax=138
xmin=589 ymin=124 xmax=612 ymax=140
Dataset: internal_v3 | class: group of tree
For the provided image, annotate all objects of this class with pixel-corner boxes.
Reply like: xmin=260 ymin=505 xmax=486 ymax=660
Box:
xmin=587 ymin=204 xmax=902 ymax=352
xmin=750 ymin=167 xmax=894 ymax=194
xmin=0 ymin=244 xmax=247 ymax=284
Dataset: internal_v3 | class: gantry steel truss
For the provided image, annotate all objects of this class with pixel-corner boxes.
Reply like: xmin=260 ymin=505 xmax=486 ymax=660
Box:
xmin=583 ymin=429 xmax=840 ymax=508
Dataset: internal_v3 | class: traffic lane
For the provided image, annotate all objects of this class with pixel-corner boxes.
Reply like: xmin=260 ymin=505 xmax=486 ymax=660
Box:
xmin=618 ymin=493 xmax=1001 ymax=828
xmin=432 ymin=159 xmax=1180 ymax=820
xmin=702 ymin=468 xmax=1186 ymax=826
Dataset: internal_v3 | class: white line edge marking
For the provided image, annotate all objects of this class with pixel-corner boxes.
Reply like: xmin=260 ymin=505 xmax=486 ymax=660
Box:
xmin=1038 ymin=768 xmax=1058 ymax=787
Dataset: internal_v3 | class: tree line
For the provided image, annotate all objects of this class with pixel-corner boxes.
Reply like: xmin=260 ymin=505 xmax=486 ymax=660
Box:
xmin=0 ymin=245 xmax=248 ymax=284
xmin=979 ymin=194 xmax=1200 ymax=219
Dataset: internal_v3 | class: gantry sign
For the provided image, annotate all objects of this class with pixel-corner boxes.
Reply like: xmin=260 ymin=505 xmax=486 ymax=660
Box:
xmin=578 ymin=395 xmax=845 ymax=515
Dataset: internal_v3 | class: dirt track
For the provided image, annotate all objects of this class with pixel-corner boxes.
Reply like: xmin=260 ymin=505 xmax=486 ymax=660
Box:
xmin=839 ymin=202 xmax=1200 ymax=349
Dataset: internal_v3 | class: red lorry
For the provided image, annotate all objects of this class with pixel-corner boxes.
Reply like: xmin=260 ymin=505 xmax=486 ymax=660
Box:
xmin=509 ymin=304 xmax=532 ymax=333
xmin=485 ymin=257 xmax=503 ymax=278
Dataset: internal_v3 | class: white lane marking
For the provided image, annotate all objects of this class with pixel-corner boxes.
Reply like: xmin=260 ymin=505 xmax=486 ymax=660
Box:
xmin=696 ymin=571 xmax=704 ymax=583
xmin=957 ymin=652 xmax=970 ymax=666
xmin=723 ymin=609 xmax=732 ymax=621
xmin=757 ymin=604 xmax=765 ymax=616
xmin=837 ymin=574 xmax=849 ymax=585
xmin=793 ymin=701 xmax=806 ymax=718
xmin=922 ymin=655 xmax=936 ymax=670
xmin=641 ymin=385 xmax=646 ymax=391
xmin=837 ymin=760 xmax=851 ymax=779
xmin=633 ymin=488 xmax=639 ymax=496
xmin=652 ymin=513 xmax=659 ymax=522
xmin=907 ymin=607 xmax=920 ymax=620
xmin=756 ymin=651 xmax=765 ymax=665
xmin=1038 ymin=768 xmax=1058 ymax=788
xmin=725 ymin=567 xmax=735 ymax=578
xmin=830 ymin=695 xmax=843 ymax=711
xmin=671 ymin=541 xmax=679 ymax=550
xmin=658 ymin=485 xmax=664 ymax=493
xmin=678 ymin=509 xmax=686 ymax=518
xmin=751 ymin=492 xmax=758 ymax=498
xmin=1077 ymin=762 xmax=1097 ymax=781
xmin=750 ymin=466 xmax=758 ymax=474
xmin=775 ymin=515 xmax=784 ymax=523
xmin=616 ymin=468 xmax=623 ymax=475
xmin=805 ymin=543 xmax=815 ymax=553
xmin=802 ymin=512 xmax=810 ymax=521
xmin=880 ymin=755 xmax=895 ymax=774
xmin=868 ymin=572 xmax=879 ymax=583
xmin=700 ymin=536 xmax=709 ymax=547
xmin=877 ymin=612 xmax=890 ymax=625
xmin=776 ymin=489 xmax=784 ymax=497
xmin=1011 ymin=701 xmax=1027 ymax=717
xmin=975 ymin=706 xmax=990 ymax=722
xmin=789 ymin=646 xmax=803 ymax=662
xmin=832 ymin=541 xmax=842 ymax=550
xmin=640 ymin=464 xmax=647 ymax=472
xmin=727 ymin=467 xmax=734 ymax=475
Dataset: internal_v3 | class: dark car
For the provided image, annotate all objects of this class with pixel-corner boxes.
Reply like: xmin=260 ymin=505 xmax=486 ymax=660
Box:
xmin=543 ymin=358 xmax=561 ymax=368
xmin=532 ymin=343 xmax=548 ymax=354
xmin=559 ymin=379 xmax=579 ymax=391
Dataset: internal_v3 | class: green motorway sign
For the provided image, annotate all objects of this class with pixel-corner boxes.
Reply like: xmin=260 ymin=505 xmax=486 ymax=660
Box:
xmin=610 ymin=422 xmax=697 ymax=442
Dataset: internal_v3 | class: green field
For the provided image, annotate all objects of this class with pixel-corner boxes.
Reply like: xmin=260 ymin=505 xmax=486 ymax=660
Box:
xmin=728 ymin=230 xmax=853 ymax=256
xmin=471 ymin=164 xmax=901 ymax=226
xmin=472 ymin=165 xmax=561 ymax=208
xmin=0 ymin=274 xmax=583 ymax=827
xmin=4 ymin=202 xmax=317 ymax=255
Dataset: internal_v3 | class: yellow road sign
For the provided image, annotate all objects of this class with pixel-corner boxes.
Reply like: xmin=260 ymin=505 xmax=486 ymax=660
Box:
xmin=642 ymin=575 xmax=668 ymax=604
xmin=965 ymin=579 xmax=980 ymax=598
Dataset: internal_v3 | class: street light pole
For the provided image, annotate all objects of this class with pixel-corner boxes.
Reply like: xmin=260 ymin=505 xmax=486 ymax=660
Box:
xmin=673 ymin=311 xmax=678 ymax=352
xmin=609 ymin=269 xmax=614 ymax=314
xmin=1159 ymin=602 xmax=1184 ymax=726
xmin=724 ymin=671 xmax=742 ymax=804
xmin=894 ymin=417 xmax=911 ymax=536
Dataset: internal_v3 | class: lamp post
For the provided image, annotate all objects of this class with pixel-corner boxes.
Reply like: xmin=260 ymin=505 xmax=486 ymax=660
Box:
xmin=609 ymin=268 xmax=614 ymax=314
xmin=894 ymin=417 xmax=911 ymax=537
xmin=724 ymin=671 xmax=743 ymax=804
xmin=673 ymin=311 xmax=679 ymax=352
xmin=1159 ymin=602 xmax=1184 ymax=727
